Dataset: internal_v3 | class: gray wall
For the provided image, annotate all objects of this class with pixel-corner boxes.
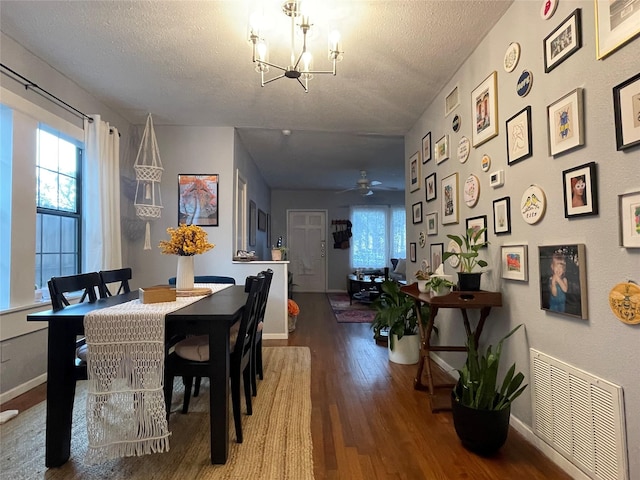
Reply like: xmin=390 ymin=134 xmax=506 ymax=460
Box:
xmin=404 ymin=1 xmax=639 ymax=477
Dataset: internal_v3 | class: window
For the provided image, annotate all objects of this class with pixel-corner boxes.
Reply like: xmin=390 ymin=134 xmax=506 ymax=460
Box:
xmin=35 ymin=126 xmax=83 ymax=289
xmin=350 ymin=206 xmax=406 ymax=269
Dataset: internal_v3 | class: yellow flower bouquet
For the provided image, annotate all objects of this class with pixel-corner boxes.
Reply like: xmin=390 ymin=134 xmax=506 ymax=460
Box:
xmin=158 ymin=224 xmax=214 ymax=256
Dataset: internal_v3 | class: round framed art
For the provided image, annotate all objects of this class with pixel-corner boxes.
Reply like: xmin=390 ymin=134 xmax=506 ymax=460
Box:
xmin=520 ymin=184 xmax=546 ymax=224
xmin=463 ymin=174 xmax=480 ymax=207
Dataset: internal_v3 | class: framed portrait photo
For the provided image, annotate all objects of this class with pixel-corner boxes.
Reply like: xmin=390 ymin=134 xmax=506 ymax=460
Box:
xmin=613 ymin=72 xmax=640 ymax=151
xmin=501 ymin=245 xmax=528 ymax=281
xmin=538 ymin=244 xmax=588 ymax=319
xmin=425 ymin=173 xmax=437 ymax=201
xmin=543 ymin=9 xmax=582 ymax=73
xmin=493 ymin=196 xmax=511 ymax=235
xmin=547 ymin=88 xmax=584 ymax=156
xmin=441 ymin=173 xmax=459 ymax=225
xmin=595 ymin=0 xmax=640 ymax=59
xmin=465 ymin=215 xmax=488 ymax=247
xmin=430 ymin=243 xmax=444 ymax=271
xmin=178 ymin=174 xmax=219 ymax=226
xmin=422 ymin=132 xmax=432 ymax=163
xmin=409 ymin=151 xmax=421 ymax=192
xmin=471 ymin=71 xmax=499 ymax=147
xmin=412 ymin=201 xmax=423 ymax=224
xmin=562 ymin=162 xmax=598 ymax=218
xmin=426 ymin=212 xmax=438 ymax=235
xmin=618 ymin=191 xmax=640 ymax=248
xmin=506 ymin=106 xmax=533 ymax=165
xmin=410 ymin=242 xmax=417 ymax=263
xmin=435 ymin=135 xmax=449 ymax=164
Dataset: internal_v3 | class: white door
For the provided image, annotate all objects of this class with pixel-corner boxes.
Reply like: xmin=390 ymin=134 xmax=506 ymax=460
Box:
xmin=287 ymin=210 xmax=327 ymax=292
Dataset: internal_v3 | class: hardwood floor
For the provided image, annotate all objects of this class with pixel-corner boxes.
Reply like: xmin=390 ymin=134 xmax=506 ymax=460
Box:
xmin=2 ymin=292 xmax=571 ymax=479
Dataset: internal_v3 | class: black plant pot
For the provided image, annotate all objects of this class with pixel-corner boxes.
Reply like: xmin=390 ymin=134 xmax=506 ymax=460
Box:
xmin=451 ymin=391 xmax=511 ymax=456
xmin=457 ymin=272 xmax=482 ymax=291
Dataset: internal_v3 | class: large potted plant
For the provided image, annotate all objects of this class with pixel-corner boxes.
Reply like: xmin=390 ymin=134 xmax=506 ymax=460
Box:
xmin=442 ymin=227 xmax=488 ymax=291
xmin=451 ymin=324 xmax=527 ymax=455
xmin=371 ymin=280 xmax=428 ymax=364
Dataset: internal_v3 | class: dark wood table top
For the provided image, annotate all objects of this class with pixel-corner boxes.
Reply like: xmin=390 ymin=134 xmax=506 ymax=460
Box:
xmin=401 ymin=282 xmax=502 ymax=308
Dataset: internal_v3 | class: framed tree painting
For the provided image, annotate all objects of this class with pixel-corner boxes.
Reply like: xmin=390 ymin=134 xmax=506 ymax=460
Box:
xmin=543 ymin=9 xmax=582 ymax=73
xmin=547 ymin=88 xmax=584 ymax=156
xmin=441 ymin=173 xmax=459 ymax=225
xmin=178 ymin=174 xmax=219 ymax=226
xmin=425 ymin=173 xmax=437 ymax=201
xmin=562 ymin=162 xmax=598 ymax=218
xmin=613 ymin=72 xmax=640 ymax=151
xmin=422 ymin=132 xmax=432 ymax=163
xmin=472 ymin=71 xmax=499 ymax=147
xmin=506 ymin=106 xmax=533 ymax=165
xmin=538 ymin=244 xmax=588 ymax=319
xmin=409 ymin=151 xmax=421 ymax=192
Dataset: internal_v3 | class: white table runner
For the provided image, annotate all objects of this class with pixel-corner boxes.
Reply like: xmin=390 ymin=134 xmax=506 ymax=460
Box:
xmin=83 ymin=283 xmax=232 ymax=464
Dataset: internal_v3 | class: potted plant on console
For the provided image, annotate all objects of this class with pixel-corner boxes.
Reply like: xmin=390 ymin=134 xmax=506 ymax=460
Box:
xmin=442 ymin=227 xmax=488 ymax=291
xmin=425 ymin=275 xmax=455 ymax=297
xmin=371 ymin=280 xmax=428 ymax=365
xmin=451 ymin=324 xmax=527 ymax=455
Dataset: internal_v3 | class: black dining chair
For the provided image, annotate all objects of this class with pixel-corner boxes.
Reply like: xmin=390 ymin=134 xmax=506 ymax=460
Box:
xmin=99 ymin=267 xmax=132 ymax=296
xmin=251 ymin=269 xmax=273 ymax=396
xmin=167 ymin=275 xmax=236 ymax=285
xmin=164 ymin=274 xmax=265 ymax=443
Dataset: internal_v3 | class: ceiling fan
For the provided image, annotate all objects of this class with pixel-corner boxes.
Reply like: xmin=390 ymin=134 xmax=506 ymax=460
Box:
xmin=337 ymin=170 xmax=383 ymax=196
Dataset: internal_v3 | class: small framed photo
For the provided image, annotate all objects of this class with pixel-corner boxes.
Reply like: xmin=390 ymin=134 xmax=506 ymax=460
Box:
xmin=422 ymin=132 xmax=432 ymax=163
xmin=465 ymin=215 xmax=488 ymax=247
xmin=538 ymin=244 xmax=588 ymax=319
xmin=426 ymin=212 xmax=438 ymax=235
xmin=412 ymin=201 xmax=423 ymax=224
xmin=493 ymin=197 xmax=511 ymax=235
xmin=257 ymin=209 xmax=267 ymax=231
xmin=410 ymin=242 xmax=417 ymax=262
xmin=613 ymin=73 xmax=640 ymax=151
xmin=562 ymin=162 xmax=598 ymax=218
xmin=543 ymin=9 xmax=582 ymax=73
xmin=441 ymin=173 xmax=459 ymax=225
xmin=178 ymin=174 xmax=219 ymax=226
xmin=472 ymin=71 xmax=499 ymax=147
xmin=409 ymin=151 xmax=421 ymax=192
xmin=618 ymin=191 xmax=640 ymax=248
xmin=595 ymin=0 xmax=640 ymax=59
xmin=501 ymin=245 xmax=528 ymax=281
xmin=506 ymin=106 xmax=533 ymax=165
xmin=425 ymin=173 xmax=437 ymax=201
xmin=435 ymin=135 xmax=449 ymax=164
xmin=430 ymin=243 xmax=444 ymax=271
xmin=547 ymin=88 xmax=584 ymax=156
xmin=445 ymin=85 xmax=460 ymax=116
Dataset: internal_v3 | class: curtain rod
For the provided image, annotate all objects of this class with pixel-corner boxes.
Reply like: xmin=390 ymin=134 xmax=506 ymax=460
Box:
xmin=1 ymin=63 xmax=93 ymax=123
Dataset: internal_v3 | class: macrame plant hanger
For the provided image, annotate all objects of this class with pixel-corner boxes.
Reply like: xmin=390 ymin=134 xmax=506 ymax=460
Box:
xmin=134 ymin=114 xmax=164 ymax=250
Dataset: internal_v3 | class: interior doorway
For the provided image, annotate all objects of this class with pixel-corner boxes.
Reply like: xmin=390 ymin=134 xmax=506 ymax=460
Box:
xmin=287 ymin=210 xmax=327 ymax=292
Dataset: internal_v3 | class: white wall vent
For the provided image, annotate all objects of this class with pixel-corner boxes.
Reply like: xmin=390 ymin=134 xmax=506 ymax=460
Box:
xmin=530 ymin=349 xmax=628 ymax=480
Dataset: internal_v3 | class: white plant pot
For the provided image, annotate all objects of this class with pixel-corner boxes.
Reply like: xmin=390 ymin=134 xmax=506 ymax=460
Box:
xmin=430 ymin=285 xmax=452 ymax=297
xmin=417 ymin=280 xmax=429 ymax=293
xmin=388 ymin=334 xmax=420 ymax=365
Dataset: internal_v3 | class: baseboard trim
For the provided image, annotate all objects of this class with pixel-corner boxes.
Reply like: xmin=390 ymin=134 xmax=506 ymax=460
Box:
xmin=0 ymin=373 xmax=46 ymax=404
xmin=263 ymin=333 xmax=288 ymax=340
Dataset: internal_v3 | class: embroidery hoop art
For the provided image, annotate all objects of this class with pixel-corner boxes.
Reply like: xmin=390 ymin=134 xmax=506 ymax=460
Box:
xmin=520 ymin=184 xmax=546 ymax=224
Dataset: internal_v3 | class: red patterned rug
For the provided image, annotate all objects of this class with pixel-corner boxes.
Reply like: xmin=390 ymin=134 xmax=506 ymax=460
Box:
xmin=327 ymin=293 xmax=377 ymax=323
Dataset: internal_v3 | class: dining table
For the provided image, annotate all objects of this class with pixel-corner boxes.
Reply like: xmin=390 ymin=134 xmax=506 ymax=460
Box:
xmin=27 ymin=284 xmax=248 ymax=468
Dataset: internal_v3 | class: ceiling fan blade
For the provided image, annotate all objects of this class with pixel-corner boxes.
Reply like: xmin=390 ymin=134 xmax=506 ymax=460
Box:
xmin=370 ymin=180 xmax=382 ymax=186
xmin=361 ymin=189 xmax=374 ymax=196
xmin=335 ymin=187 xmax=357 ymax=194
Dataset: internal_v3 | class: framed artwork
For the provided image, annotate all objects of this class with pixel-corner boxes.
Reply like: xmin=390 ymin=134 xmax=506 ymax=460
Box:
xmin=441 ymin=173 xmax=459 ymax=225
xmin=257 ymin=209 xmax=267 ymax=231
xmin=595 ymin=0 xmax=640 ymax=59
xmin=266 ymin=213 xmax=271 ymax=246
xmin=425 ymin=173 xmax=437 ymax=201
xmin=493 ymin=197 xmax=511 ymax=235
xmin=506 ymin=106 xmax=533 ymax=165
xmin=503 ymin=42 xmax=520 ymax=72
xmin=409 ymin=151 xmax=421 ymax=192
xmin=465 ymin=215 xmax=488 ymax=247
xmin=458 ymin=136 xmax=470 ymax=163
xmin=445 ymin=85 xmax=460 ymax=116
xmin=419 ymin=231 xmax=426 ymax=248
xmin=501 ymin=245 xmax=528 ymax=281
xmin=538 ymin=244 xmax=588 ymax=319
xmin=435 ymin=135 xmax=449 ymax=164
xmin=412 ymin=201 xmax=423 ymax=224
xmin=426 ymin=212 xmax=438 ymax=235
xmin=618 ymin=191 xmax=640 ymax=248
xmin=521 ymin=184 xmax=547 ymax=225
xmin=178 ymin=174 xmax=219 ymax=226
xmin=430 ymin=243 xmax=444 ymax=271
xmin=410 ymin=242 xmax=417 ymax=263
xmin=422 ymin=132 xmax=432 ymax=163
xmin=562 ymin=162 xmax=598 ymax=218
xmin=472 ymin=71 xmax=499 ymax=147
xmin=543 ymin=9 xmax=582 ymax=73
xmin=249 ymin=200 xmax=256 ymax=246
xmin=613 ymin=73 xmax=640 ymax=151
xmin=463 ymin=174 xmax=480 ymax=208
xmin=547 ymin=88 xmax=584 ymax=156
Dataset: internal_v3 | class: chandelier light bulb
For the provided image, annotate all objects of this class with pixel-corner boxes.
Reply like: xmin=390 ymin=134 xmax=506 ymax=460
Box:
xmin=302 ymin=51 xmax=312 ymax=72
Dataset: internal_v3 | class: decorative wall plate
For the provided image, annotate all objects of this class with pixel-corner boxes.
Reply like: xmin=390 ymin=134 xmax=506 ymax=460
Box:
xmin=419 ymin=231 xmax=426 ymax=248
xmin=520 ymin=184 xmax=546 ymax=224
xmin=447 ymin=240 xmax=461 ymax=268
xmin=540 ymin=0 xmax=558 ymax=19
xmin=457 ymin=136 xmax=470 ymax=163
xmin=463 ymin=174 xmax=480 ymax=207
xmin=503 ymin=42 xmax=520 ymax=72
xmin=609 ymin=282 xmax=640 ymax=324
xmin=481 ymin=154 xmax=491 ymax=172
xmin=516 ymin=70 xmax=533 ymax=97
xmin=452 ymin=114 xmax=461 ymax=132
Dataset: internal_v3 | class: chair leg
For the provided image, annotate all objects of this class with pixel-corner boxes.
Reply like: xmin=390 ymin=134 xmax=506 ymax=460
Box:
xmin=251 ymin=347 xmax=258 ymax=397
xmin=243 ymin=366 xmax=253 ymax=416
xmin=182 ymin=376 xmax=194 ymax=414
xmin=256 ymin=339 xmax=264 ymax=380
xmin=230 ymin=373 xmax=243 ymax=443
xmin=194 ymin=377 xmax=202 ymax=397
xmin=164 ymin=371 xmax=175 ymax=421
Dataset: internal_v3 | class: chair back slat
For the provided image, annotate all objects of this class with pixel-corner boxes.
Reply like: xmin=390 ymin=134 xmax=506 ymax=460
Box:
xmin=168 ymin=275 xmax=235 ymax=285
xmin=48 ymin=272 xmax=106 ymax=311
xmin=99 ymin=268 xmax=132 ymax=296
xmin=233 ymin=274 xmax=265 ymax=361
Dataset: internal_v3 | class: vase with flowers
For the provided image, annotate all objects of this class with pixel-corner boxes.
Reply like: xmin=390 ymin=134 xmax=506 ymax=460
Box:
xmin=288 ymin=299 xmax=300 ymax=333
xmin=158 ymin=224 xmax=214 ymax=290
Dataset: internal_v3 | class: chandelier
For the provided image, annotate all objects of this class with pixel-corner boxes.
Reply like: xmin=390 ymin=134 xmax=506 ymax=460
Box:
xmin=248 ymin=0 xmax=344 ymax=92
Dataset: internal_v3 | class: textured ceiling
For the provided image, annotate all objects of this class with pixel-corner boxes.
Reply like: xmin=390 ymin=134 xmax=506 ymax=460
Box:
xmin=0 ymin=0 xmax=512 ymax=192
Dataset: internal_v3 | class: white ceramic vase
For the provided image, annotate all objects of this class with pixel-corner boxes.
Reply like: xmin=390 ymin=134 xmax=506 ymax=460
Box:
xmin=417 ymin=280 xmax=429 ymax=293
xmin=176 ymin=255 xmax=195 ymax=290
xmin=388 ymin=334 xmax=420 ymax=365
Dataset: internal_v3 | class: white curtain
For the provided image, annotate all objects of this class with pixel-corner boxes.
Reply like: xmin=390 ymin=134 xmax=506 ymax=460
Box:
xmin=83 ymin=115 xmax=122 ymax=272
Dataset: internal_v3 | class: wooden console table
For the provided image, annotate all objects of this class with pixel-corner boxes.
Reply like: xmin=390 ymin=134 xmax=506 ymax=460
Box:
xmin=401 ymin=283 xmax=502 ymax=412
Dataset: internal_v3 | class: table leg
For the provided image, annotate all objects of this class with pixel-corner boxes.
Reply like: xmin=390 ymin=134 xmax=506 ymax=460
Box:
xmin=208 ymin=325 xmax=230 ymax=464
xmin=414 ymin=303 xmax=437 ymax=392
xmin=45 ymin=323 xmax=78 ymax=467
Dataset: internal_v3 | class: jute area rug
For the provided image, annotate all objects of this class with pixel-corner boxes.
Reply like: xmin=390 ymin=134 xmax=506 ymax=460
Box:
xmin=0 ymin=347 xmax=313 ymax=480
xmin=327 ymin=293 xmax=377 ymax=324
